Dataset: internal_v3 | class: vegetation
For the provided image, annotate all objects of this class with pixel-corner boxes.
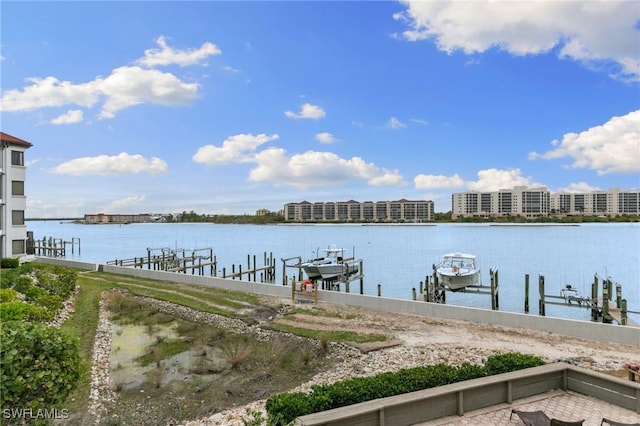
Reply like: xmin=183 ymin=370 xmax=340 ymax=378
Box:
xmin=0 ymin=263 xmax=84 ymax=423
xmin=0 ymin=322 xmax=83 ymax=412
xmin=265 ymin=352 xmax=545 ymax=425
xmin=269 ymin=321 xmax=388 ymax=344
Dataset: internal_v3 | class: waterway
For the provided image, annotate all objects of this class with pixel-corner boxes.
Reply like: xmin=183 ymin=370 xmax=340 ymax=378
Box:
xmin=26 ymin=221 xmax=640 ymax=323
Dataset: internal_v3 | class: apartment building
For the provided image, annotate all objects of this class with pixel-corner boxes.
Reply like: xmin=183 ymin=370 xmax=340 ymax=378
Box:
xmin=452 ymin=186 xmax=639 ymax=219
xmin=550 ymin=189 xmax=639 ymax=216
xmin=0 ymin=132 xmax=33 ymax=258
xmin=284 ymin=199 xmax=435 ymax=222
xmin=83 ymin=213 xmax=153 ymax=224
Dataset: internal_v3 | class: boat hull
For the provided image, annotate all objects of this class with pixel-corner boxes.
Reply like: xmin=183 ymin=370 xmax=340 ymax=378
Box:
xmin=437 ymin=269 xmax=480 ymax=291
xmin=317 ymin=262 xmax=359 ymax=280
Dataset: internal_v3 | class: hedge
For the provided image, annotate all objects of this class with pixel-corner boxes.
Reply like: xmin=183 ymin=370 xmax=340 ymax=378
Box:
xmin=0 ymin=321 xmax=83 ymax=410
xmin=266 ymin=352 xmax=544 ymax=425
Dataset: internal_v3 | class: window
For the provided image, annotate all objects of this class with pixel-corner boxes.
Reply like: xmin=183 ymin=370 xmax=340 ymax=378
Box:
xmin=11 ymin=150 xmax=24 ymax=166
xmin=12 ymin=239 xmax=26 ymax=255
xmin=12 ymin=210 xmax=25 ymax=225
xmin=12 ymin=181 xmax=25 ymax=196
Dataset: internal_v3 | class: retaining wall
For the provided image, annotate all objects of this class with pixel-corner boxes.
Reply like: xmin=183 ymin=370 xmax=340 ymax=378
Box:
xmin=295 ymin=363 xmax=640 ymax=425
xmin=33 ymin=257 xmax=640 ymax=346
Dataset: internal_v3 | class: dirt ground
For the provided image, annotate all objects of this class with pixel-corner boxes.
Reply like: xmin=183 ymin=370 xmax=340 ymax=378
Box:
xmin=270 ymin=298 xmax=640 ymax=380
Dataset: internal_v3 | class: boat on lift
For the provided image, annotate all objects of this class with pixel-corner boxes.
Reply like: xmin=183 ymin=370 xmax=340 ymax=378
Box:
xmin=436 ymin=253 xmax=480 ymax=291
xmin=560 ymin=284 xmax=589 ymax=305
xmin=302 ymin=245 xmax=359 ymax=281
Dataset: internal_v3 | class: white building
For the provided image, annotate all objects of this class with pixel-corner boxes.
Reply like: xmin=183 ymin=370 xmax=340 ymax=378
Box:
xmin=1 ymin=132 xmax=32 ymax=258
xmin=452 ymin=186 xmax=640 ymax=219
xmin=284 ymin=199 xmax=435 ymax=222
xmin=452 ymin=186 xmax=550 ymax=219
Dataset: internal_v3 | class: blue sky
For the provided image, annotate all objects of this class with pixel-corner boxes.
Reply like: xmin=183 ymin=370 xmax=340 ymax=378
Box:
xmin=2 ymin=1 xmax=639 ymax=217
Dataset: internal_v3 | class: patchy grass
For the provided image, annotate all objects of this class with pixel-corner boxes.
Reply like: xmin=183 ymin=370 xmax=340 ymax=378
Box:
xmin=291 ymin=306 xmax=359 ymax=320
xmin=136 ymin=338 xmax=192 ymax=367
xmin=59 ymin=275 xmax=113 ymax=418
xmin=269 ymin=321 xmax=388 ymax=343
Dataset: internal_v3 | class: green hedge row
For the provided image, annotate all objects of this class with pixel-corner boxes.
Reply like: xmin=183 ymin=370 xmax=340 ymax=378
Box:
xmin=0 ymin=321 xmax=83 ymax=411
xmin=265 ymin=352 xmax=544 ymax=425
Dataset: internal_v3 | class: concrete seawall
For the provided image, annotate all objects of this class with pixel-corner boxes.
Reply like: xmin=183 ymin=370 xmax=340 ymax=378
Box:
xmin=34 ymin=257 xmax=640 ymax=346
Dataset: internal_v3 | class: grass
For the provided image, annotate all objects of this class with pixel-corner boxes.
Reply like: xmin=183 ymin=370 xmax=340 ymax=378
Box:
xmin=58 ymin=276 xmax=113 ymax=417
xmin=291 ymin=306 xmax=359 ymax=320
xmin=136 ymin=339 xmax=192 ymax=367
xmin=268 ymin=321 xmax=388 ymax=343
xmin=25 ymin=263 xmax=389 ymax=423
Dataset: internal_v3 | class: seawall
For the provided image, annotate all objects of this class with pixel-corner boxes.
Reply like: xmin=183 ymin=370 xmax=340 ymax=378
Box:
xmin=34 ymin=257 xmax=640 ymax=347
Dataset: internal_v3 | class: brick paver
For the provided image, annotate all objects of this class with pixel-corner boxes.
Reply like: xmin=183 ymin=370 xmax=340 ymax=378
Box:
xmin=415 ymin=390 xmax=640 ymax=426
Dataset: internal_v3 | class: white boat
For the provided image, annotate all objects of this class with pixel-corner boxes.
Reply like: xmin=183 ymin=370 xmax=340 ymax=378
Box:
xmin=560 ymin=284 xmax=589 ymax=305
xmin=436 ymin=253 xmax=480 ymax=291
xmin=302 ymin=245 xmax=360 ymax=281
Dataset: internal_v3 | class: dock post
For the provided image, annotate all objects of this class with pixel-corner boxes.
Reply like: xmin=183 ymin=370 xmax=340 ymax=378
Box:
xmin=524 ymin=274 xmax=530 ymax=314
xmin=602 ymin=281 xmax=610 ymax=321
xmin=591 ymin=275 xmax=599 ymax=321
xmin=419 ymin=281 xmax=423 ymax=295
xmin=615 ymin=284 xmax=622 ymax=309
xmin=621 ymin=299 xmax=628 ymax=325
xmin=412 ymin=287 xmax=417 ymax=301
xmin=359 ymin=260 xmax=364 ymax=295
xmin=291 ymin=276 xmax=296 ymax=300
xmin=538 ymin=275 xmax=545 ymax=316
xmin=490 ymin=268 xmax=499 ymax=310
xmin=377 ymin=283 xmax=381 ymax=297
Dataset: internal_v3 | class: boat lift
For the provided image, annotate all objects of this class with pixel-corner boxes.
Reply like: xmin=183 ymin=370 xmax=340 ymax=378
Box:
xmin=535 ymin=273 xmax=639 ymax=325
xmin=421 ymin=266 xmax=500 ymax=311
xmin=281 ymin=255 xmax=365 ymax=294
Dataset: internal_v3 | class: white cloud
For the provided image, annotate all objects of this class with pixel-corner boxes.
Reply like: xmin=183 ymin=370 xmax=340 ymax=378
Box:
xmin=51 ymin=152 xmax=169 ymax=176
xmin=556 ymin=182 xmax=600 ymax=194
xmin=249 ymin=148 xmax=405 ymax=189
xmin=414 ymin=174 xmax=465 ymax=189
xmin=387 ymin=117 xmax=406 ymax=129
xmin=395 ymin=1 xmax=640 ymax=81
xmin=50 ymin=109 xmax=83 ymax=125
xmin=315 ymin=132 xmax=335 ymax=144
xmin=0 ymin=76 xmax=100 ymax=111
xmin=467 ymin=168 xmax=541 ymax=192
xmin=192 ymin=133 xmax=279 ymax=165
xmin=136 ymin=35 xmax=221 ymax=68
xmin=0 ymin=37 xmax=211 ymax=119
xmin=98 ymin=66 xmax=199 ymax=118
xmin=100 ymin=195 xmax=146 ymax=213
xmin=284 ymin=103 xmax=326 ymax=120
xmin=529 ymin=110 xmax=640 ymax=175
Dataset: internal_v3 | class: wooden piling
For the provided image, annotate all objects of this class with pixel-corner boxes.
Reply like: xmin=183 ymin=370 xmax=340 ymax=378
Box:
xmin=524 ymin=274 xmax=530 ymax=314
xmin=538 ymin=275 xmax=545 ymax=316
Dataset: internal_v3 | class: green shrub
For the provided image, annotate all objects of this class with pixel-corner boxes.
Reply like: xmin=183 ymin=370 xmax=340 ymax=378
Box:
xmin=36 ymin=267 xmax=77 ymax=299
xmin=0 ymin=321 xmax=83 ymax=410
xmin=0 ymin=258 xmax=20 ymax=269
xmin=483 ymin=352 xmax=545 ymax=376
xmin=35 ymin=294 xmax=64 ymax=314
xmin=12 ymin=275 xmax=34 ymax=294
xmin=0 ymin=301 xmax=53 ymax=322
xmin=266 ymin=352 xmax=545 ymax=424
xmin=0 ymin=288 xmax=19 ymax=303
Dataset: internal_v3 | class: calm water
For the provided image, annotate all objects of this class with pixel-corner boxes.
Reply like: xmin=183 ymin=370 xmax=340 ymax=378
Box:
xmin=27 ymin=221 xmax=640 ymax=322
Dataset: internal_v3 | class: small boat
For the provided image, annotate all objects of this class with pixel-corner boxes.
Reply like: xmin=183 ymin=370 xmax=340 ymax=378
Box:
xmin=560 ymin=284 xmax=587 ymax=305
xmin=302 ymin=245 xmax=359 ymax=281
xmin=436 ymin=253 xmax=480 ymax=291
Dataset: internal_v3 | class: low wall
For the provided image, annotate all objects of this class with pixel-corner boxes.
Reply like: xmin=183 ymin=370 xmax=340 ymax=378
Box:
xmin=33 ymin=257 xmax=640 ymax=345
xmin=295 ymin=363 xmax=640 ymax=425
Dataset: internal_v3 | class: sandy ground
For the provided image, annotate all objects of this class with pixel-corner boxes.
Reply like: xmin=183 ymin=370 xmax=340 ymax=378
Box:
xmin=275 ymin=300 xmax=640 ymax=375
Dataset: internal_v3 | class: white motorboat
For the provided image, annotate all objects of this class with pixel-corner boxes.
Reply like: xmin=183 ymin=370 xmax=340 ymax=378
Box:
xmin=560 ymin=284 xmax=589 ymax=305
xmin=436 ymin=253 xmax=480 ymax=291
xmin=302 ymin=245 xmax=359 ymax=281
